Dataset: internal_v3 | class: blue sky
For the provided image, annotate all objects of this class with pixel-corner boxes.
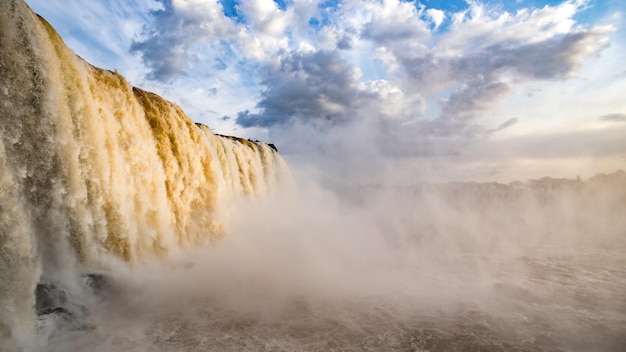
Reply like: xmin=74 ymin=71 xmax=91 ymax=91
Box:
xmin=25 ymin=0 xmax=626 ymax=183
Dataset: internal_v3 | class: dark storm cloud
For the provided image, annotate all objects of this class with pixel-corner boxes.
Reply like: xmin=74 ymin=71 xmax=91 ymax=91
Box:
xmin=236 ymin=50 xmax=373 ymax=128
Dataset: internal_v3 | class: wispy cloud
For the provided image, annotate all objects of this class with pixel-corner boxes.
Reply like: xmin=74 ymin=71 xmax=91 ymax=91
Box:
xmin=599 ymin=113 xmax=626 ymax=122
xmin=130 ymin=0 xmax=237 ymax=81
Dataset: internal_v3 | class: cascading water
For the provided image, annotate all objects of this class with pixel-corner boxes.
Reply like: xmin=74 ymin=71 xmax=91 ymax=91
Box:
xmin=0 ymin=0 xmax=292 ymax=348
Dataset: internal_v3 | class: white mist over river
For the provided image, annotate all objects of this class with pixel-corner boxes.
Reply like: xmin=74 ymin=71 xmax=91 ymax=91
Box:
xmin=34 ymin=176 xmax=626 ymax=352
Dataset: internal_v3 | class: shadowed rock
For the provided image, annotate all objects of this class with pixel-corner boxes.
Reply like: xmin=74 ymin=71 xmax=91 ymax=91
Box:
xmin=35 ymin=273 xmax=115 ymax=333
xmin=82 ymin=273 xmax=114 ymax=296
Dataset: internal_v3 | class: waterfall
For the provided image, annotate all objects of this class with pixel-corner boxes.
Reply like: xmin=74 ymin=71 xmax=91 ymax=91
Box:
xmin=0 ymin=0 xmax=292 ymax=346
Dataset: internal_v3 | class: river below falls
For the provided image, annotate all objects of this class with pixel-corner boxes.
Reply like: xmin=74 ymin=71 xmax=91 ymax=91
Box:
xmin=33 ymin=246 xmax=626 ymax=352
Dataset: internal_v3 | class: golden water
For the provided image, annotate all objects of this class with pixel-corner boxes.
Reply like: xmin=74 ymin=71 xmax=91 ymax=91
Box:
xmin=0 ymin=1 xmax=291 ymax=347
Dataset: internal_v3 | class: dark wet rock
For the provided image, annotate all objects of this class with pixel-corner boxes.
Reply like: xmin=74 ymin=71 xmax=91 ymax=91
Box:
xmin=35 ymin=281 xmax=91 ymax=334
xmin=35 ymin=282 xmax=87 ymax=315
xmin=35 ymin=283 xmax=68 ymax=314
xmin=82 ymin=272 xmax=114 ymax=295
xmin=35 ymin=273 xmax=114 ymax=333
xmin=38 ymin=306 xmax=74 ymax=317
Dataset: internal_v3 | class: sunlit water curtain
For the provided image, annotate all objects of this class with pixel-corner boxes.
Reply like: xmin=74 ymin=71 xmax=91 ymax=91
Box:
xmin=0 ymin=0 xmax=292 ymax=347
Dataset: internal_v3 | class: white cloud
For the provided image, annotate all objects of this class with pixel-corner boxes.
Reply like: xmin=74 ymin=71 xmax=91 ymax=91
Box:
xmin=360 ymin=0 xmax=430 ymax=43
xmin=425 ymin=8 xmax=446 ymax=29
xmin=441 ymin=0 xmax=582 ymax=52
xmin=236 ymin=0 xmax=294 ymax=60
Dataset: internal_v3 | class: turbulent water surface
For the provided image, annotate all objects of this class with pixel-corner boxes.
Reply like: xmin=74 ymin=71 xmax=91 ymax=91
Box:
xmin=23 ymin=178 xmax=626 ymax=351
xmin=35 ymin=246 xmax=626 ymax=352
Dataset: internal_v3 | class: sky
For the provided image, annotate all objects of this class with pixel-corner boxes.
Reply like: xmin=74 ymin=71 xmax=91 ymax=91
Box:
xmin=25 ymin=0 xmax=626 ymax=185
